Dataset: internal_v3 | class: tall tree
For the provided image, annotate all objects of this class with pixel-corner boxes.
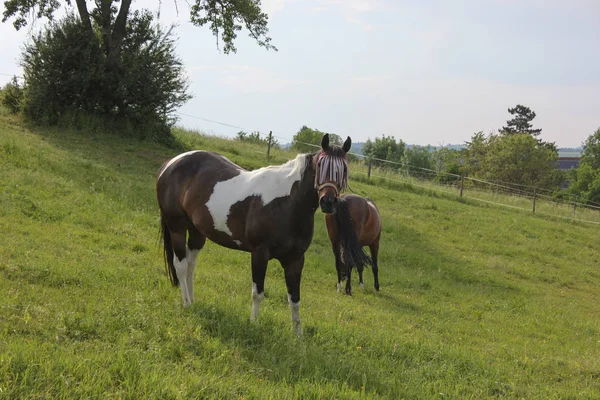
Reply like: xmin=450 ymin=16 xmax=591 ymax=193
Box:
xmin=404 ymin=145 xmax=433 ymax=178
xmin=567 ymin=163 xmax=600 ymax=204
xmin=431 ymin=146 xmax=463 ymax=183
xmin=567 ymin=127 xmax=600 ymax=204
xmin=581 ymin=127 xmax=600 ymax=170
xmin=2 ymin=0 xmax=277 ymax=67
xmin=362 ymin=134 xmax=405 ymax=169
xmin=481 ymin=133 xmax=557 ymax=187
xmin=462 ymin=131 xmax=489 ymax=177
xmin=500 ymin=104 xmax=542 ymax=137
xmin=292 ymin=125 xmax=342 ymax=153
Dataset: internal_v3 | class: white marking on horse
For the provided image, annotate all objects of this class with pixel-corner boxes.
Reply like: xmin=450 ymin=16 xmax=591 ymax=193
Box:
xmin=250 ymin=282 xmax=265 ymax=321
xmin=158 ymin=150 xmax=202 ymax=180
xmin=173 ymin=255 xmax=191 ymax=307
xmin=234 ymin=240 xmax=242 ymax=247
xmin=205 ymin=154 xmax=308 ymax=236
xmin=288 ymin=293 xmax=302 ymax=336
xmin=186 ymin=248 xmax=200 ymax=303
xmin=367 ymin=200 xmax=377 ymax=212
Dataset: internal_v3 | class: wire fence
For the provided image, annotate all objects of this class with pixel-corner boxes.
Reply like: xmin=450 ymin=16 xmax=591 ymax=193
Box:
xmin=1 ymin=74 xmax=597 ymax=226
xmin=173 ymin=111 xmax=600 ymax=226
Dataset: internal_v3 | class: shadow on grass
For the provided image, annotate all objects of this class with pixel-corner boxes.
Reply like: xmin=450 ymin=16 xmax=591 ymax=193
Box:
xmin=180 ymin=295 xmax=509 ymax=399
xmin=186 ymin=300 xmax=393 ymax=395
xmin=373 ymin=291 xmax=422 ymax=313
xmin=378 ymin=221 xmax=522 ymax=296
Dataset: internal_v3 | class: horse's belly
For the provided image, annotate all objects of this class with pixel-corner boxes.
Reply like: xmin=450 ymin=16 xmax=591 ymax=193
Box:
xmin=207 ymin=234 xmax=251 ymax=252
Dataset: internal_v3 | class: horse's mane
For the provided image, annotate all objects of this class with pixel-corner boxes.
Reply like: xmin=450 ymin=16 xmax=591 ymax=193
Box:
xmin=335 ymin=198 xmax=373 ymax=274
xmin=285 ymin=153 xmax=312 ymax=180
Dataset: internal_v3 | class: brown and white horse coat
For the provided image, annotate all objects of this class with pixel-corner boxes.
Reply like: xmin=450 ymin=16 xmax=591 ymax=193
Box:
xmin=156 ymin=134 xmax=351 ymax=335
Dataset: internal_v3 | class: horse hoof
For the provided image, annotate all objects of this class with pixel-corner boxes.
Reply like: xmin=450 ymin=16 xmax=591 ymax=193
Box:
xmin=293 ymin=321 xmax=303 ymax=337
xmin=359 ymin=283 xmax=364 ymax=290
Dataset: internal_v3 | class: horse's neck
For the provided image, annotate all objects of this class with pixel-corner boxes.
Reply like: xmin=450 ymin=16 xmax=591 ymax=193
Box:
xmin=290 ymin=154 xmax=319 ymax=214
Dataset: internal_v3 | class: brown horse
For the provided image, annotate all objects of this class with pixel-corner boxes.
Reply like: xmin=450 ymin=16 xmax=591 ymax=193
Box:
xmin=324 ymin=194 xmax=381 ymax=295
xmin=156 ymin=134 xmax=352 ymax=335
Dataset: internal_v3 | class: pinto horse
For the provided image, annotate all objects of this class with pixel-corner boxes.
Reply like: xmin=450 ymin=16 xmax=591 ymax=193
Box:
xmin=156 ymin=134 xmax=352 ymax=335
xmin=324 ymin=194 xmax=381 ymax=295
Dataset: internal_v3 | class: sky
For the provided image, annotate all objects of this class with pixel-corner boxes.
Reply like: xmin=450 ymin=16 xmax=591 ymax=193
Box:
xmin=1 ymin=0 xmax=599 ymax=147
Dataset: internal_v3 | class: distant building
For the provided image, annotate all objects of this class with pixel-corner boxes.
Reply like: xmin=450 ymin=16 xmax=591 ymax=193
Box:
xmin=557 ymin=157 xmax=581 ymax=170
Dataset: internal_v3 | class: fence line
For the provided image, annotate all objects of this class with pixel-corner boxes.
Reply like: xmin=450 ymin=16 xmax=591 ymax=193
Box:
xmin=173 ymin=110 xmax=599 ymax=225
xmin=534 ymin=209 xmax=600 ymax=226
xmin=0 ymin=89 xmax=595 ymax=225
xmin=368 ymin=172 xmax=457 ymax=195
xmin=177 ymin=111 xmax=250 ymax=131
xmin=365 ymin=170 xmax=600 ymax=225
xmin=463 ymin=196 xmax=530 ymax=212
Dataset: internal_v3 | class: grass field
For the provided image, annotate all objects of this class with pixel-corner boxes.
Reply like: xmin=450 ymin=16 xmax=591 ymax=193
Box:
xmin=1 ymin=109 xmax=599 ymax=399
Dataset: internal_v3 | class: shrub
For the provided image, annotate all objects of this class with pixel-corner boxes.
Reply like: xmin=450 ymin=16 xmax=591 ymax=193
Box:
xmin=0 ymin=76 xmax=24 ymax=114
xmin=19 ymin=10 xmax=190 ymax=142
xmin=362 ymin=135 xmax=405 ymax=170
xmin=236 ymin=130 xmax=279 ymax=148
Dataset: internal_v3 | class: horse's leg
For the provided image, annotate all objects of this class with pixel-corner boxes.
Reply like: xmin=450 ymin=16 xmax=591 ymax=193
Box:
xmin=358 ymin=259 xmax=365 ymax=290
xmin=282 ymin=254 xmax=305 ymax=336
xmin=186 ymin=227 xmax=206 ymax=304
xmin=370 ymin=236 xmax=380 ymax=291
xmin=171 ymin=230 xmax=192 ymax=307
xmin=332 ymin=242 xmax=344 ymax=292
xmin=250 ymin=249 xmax=269 ymax=322
xmin=345 ymin=265 xmax=353 ymax=296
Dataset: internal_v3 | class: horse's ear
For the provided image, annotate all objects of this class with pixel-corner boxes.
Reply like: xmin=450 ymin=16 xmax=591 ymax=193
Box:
xmin=342 ymin=136 xmax=352 ymax=153
xmin=321 ymin=134 xmax=330 ymax=151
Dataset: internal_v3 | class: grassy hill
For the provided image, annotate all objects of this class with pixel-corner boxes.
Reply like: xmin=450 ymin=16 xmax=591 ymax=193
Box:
xmin=1 ymin=108 xmax=599 ymax=399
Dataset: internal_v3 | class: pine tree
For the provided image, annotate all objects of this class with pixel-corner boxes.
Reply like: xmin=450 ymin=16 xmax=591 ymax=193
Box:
xmin=500 ymin=104 xmax=542 ymax=137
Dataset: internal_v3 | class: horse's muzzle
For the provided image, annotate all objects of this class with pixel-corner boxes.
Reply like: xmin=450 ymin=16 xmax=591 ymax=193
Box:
xmin=319 ymin=195 xmax=337 ymax=213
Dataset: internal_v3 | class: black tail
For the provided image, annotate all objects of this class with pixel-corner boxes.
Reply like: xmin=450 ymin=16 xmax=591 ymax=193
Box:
xmin=159 ymin=213 xmax=179 ymax=286
xmin=335 ymin=199 xmax=373 ymax=274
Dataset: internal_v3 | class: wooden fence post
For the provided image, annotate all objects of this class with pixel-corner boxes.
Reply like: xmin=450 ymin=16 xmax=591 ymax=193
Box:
xmin=459 ymin=175 xmax=464 ymax=198
xmin=532 ymin=187 xmax=536 ymax=215
xmin=267 ymin=131 xmax=272 ymax=160
xmin=367 ymin=159 xmax=372 ymax=180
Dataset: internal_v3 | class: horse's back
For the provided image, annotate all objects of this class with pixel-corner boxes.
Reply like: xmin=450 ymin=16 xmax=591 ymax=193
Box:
xmin=325 ymin=194 xmax=381 ymax=245
xmin=157 ymin=150 xmax=241 ymax=216
xmin=343 ymin=194 xmax=381 ymax=244
xmin=157 ymin=150 xmax=318 ymax=255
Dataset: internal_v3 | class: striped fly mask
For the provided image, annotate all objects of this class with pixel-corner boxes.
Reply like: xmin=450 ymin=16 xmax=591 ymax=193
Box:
xmin=315 ymin=134 xmax=352 ymax=214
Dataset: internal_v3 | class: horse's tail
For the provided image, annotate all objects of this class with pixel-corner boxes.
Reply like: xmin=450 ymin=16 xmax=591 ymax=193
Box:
xmin=335 ymin=198 xmax=373 ymax=274
xmin=159 ymin=213 xmax=179 ymax=287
